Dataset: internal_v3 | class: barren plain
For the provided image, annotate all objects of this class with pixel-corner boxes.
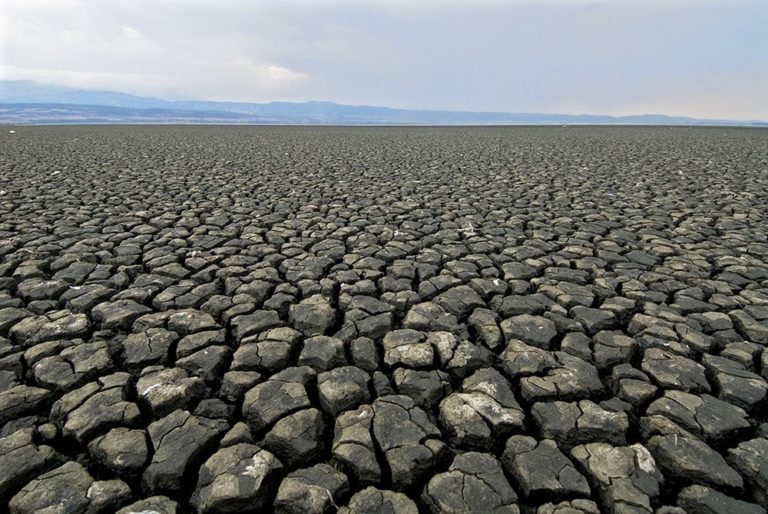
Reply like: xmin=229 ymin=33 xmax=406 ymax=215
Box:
xmin=0 ymin=126 xmax=767 ymax=513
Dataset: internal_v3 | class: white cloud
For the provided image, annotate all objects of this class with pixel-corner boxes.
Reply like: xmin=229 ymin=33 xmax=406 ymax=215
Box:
xmin=120 ymin=26 xmax=146 ymax=41
xmin=261 ymin=65 xmax=308 ymax=83
xmin=0 ymin=0 xmax=311 ymax=100
xmin=0 ymin=65 xmax=169 ymax=91
xmin=0 ymin=0 xmax=765 ymax=118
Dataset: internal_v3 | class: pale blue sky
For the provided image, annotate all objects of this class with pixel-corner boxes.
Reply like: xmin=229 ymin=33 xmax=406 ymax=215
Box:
xmin=1 ymin=0 xmax=766 ymax=119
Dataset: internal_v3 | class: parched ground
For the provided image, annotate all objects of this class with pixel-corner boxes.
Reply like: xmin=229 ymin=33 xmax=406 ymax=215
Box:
xmin=0 ymin=125 xmax=767 ymax=514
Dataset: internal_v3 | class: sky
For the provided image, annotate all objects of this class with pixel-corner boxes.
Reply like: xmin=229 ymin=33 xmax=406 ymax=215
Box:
xmin=1 ymin=0 xmax=766 ymax=120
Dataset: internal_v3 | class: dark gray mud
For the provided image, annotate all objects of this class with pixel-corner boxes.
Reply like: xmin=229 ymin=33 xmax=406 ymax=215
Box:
xmin=0 ymin=125 xmax=767 ymax=513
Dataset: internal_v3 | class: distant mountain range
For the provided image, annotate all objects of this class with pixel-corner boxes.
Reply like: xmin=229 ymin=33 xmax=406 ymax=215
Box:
xmin=1 ymin=80 xmax=765 ymax=126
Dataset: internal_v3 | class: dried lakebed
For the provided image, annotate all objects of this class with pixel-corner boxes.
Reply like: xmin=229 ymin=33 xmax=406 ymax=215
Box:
xmin=0 ymin=125 xmax=767 ymax=513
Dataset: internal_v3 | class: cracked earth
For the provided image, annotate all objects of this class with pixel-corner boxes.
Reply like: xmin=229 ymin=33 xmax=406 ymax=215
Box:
xmin=0 ymin=125 xmax=767 ymax=513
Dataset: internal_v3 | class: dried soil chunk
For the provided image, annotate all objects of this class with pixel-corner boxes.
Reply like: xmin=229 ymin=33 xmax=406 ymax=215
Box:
xmin=142 ymin=410 xmax=229 ymax=495
xmin=274 ymin=463 xmax=350 ymax=514
xmin=192 ymin=444 xmax=283 ymax=513
xmin=646 ymin=434 xmax=743 ymax=490
xmin=570 ymin=443 xmax=663 ymax=513
xmin=422 ymin=452 xmax=519 ymax=514
xmin=9 ymin=461 xmax=131 ymax=514
xmin=338 ymin=486 xmax=419 ymax=514
xmin=0 ymin=428 xmax=58 ymax=501
xmin=502 ymin=435 xmax=590 ymax=500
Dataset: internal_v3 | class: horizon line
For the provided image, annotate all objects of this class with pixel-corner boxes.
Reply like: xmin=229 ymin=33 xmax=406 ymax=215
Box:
xmin=3 ymin=79 xmax=766 ymax=124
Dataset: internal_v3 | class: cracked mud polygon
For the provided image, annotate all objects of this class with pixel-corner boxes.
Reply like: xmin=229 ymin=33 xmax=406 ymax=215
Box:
xmin=1 ymin=126 xmax=767 ymax=513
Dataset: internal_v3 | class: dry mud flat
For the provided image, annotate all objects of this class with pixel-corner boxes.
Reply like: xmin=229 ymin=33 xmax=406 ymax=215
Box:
xmin=0 ymin=125 xmax=767 ymax=513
